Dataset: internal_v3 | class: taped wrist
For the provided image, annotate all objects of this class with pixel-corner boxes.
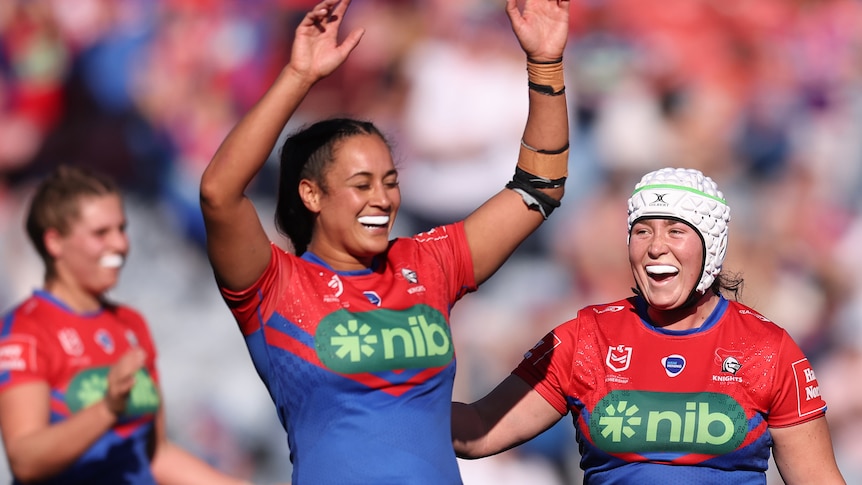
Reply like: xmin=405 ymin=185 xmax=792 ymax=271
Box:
xmin=506 ymin=167 xmax=564 ymax=219
xmin=518 ymin=140 xmax=569 ymax=181
xmin=527 ymin=57 xmax=565 ymax=96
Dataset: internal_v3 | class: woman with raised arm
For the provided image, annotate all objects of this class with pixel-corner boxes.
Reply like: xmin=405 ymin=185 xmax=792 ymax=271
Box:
xmin=199 ymin=0 xmax=571 ymax=483
xmin=452 ymin=167 xmax=846 ymax=485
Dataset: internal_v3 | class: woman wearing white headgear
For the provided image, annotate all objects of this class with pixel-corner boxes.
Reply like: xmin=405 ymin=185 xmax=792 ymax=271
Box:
xmin=452 ymin=167 xmax=846 ymax=484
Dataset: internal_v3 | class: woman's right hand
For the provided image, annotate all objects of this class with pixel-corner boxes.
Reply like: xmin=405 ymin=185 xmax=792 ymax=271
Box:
xmin=506 ymin=0 xmax=570 ymax=63
xmin=104 ymin=347 xmax=146 ymax=416
xmin=286 ymin=0 xmax=365 ymax=83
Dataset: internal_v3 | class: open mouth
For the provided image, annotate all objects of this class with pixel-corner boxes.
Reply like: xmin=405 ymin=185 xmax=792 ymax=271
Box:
xmin=646 ymin=264 xmax=678 ymax=281
xmin=357 ymin=215 xmax=389 ymax=229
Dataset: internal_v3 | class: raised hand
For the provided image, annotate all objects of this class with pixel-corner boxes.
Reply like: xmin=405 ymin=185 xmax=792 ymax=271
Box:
xmin=506 ymin=0 xmax=570 ymax=62
xmin=104 ymin=347 xmax=147 ymax=416
xmin=288 ymin=0 xmax=365 ymax=83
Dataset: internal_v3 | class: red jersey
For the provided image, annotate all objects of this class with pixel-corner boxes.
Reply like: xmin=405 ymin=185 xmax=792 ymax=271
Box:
xmin=219 ymin=222 xmax=476 ymax=485
xmin=0 ymin=291 xmax=161 ymax=485
xmin=514 ymin=296 xmax=827 ymax=484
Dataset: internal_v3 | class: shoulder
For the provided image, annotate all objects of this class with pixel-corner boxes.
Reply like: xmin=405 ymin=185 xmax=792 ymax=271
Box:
xmin=549 ymin=297 xmax=635 ymax=335
xmin=0 ymin=297 xmax=58 ymax=360
xmin=388 ymin=222 xmax=468 ymax=263
xmin=577 ymin=297 xmax=637 ymax=321
xmin=723 ymin=300 xmax=789 ymax=336
xmin=3 ymin=295 xmax=52 ymax=332
xmin=107 ymin=302 xmax=147 ymax=325
xmin=409 ymin=222 xmax=466 ymax=245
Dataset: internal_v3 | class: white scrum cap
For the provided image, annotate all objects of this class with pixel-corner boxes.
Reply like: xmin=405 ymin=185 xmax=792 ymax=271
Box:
xmin=627 ymin=167 xmax=731 ymax=294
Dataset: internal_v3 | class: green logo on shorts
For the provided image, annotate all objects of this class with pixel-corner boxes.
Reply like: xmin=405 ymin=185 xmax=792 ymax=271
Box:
xmin=316 ymin=304 xmax=452 ymax=373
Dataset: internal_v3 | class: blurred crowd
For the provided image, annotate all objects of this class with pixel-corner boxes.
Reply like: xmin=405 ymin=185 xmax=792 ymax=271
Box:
xmin=2 ymin=0 xmax=862 ymax=483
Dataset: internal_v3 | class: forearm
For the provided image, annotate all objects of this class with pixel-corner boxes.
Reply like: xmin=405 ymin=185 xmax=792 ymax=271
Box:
xmin=522 ymin=68 xmax=569 ymax=153
xmin=506 ymin=0 xmax=571 ymax=215
xmin=151 ymin=441 xmax=252 ymax=485
xmin=6 ymin=399 xmax=117 ymax=482
xmin=452 ymin=376 xmax=563 ymax=459
xmin=452 ymin=401 xmax=493 ymax=459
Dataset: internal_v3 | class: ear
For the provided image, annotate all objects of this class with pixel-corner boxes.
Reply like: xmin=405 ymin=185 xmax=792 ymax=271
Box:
xmin=298 ymin=179 xmax=322 ymax=213
xmin=44 ymin=228 xmax=63 ymax=259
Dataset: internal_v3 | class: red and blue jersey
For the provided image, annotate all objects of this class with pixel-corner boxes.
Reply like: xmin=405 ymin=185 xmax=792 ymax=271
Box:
xmin=219 ymin=223 xmax=476 ymax=485
xmin=514 ymin=296 xmax=827 ymax=485
xmin=0 ymin=291 xmax=161 ymax=485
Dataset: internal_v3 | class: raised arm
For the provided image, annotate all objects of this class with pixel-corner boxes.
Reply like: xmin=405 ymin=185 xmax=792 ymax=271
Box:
xmin=199 ymin=0 xmax=364 ymax=290
xmin=770 ymin=417 xmax=846 ymax=484
xmin=452 ymin=374 xmax=563 ymax=459
xmin=464 ymin=0 xmax=571 ymax=285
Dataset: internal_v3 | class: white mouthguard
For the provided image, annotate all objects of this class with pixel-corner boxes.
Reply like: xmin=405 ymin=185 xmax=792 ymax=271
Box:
xmin=358 ymin=215 xmax=389 ymax=226
xmin=646 ymin=265 xmax=678 ymax=275
xmin=99 ymin=254 xmax=125 ymax=268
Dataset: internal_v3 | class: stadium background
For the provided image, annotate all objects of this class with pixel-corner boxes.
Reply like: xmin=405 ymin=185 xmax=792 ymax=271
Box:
xmin=2 ymin=1 xmax=862 ymax=483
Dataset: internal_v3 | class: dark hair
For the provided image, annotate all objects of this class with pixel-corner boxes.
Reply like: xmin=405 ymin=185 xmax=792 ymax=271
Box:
xmin=275 ymin=118 xmax=388 ymax=255
xmin=712 ymin=270 xmax=744 ymax=301
xmin=25 ymin=165 xmax=121 ymax=270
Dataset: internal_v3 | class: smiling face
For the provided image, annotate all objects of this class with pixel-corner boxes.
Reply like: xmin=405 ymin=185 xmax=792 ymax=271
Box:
xmin=302 ymin=134 xmax=401 ymax=270
xmin=628 ymin=217 xmax=704 ymax=311
xmin=45 ymin=194 xmax=129 ymax=309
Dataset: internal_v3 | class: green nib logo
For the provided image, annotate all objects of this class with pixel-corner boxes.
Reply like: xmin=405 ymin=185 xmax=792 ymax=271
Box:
xmin=76 ymin=373 xmax=109 ymax=407
xmin=316 ymin=305 xmax=453 ymax=373
xmin=66 ymin=368 xmax=160 ymax=417
xmin=590 ymin=391 xmax=746 ymax=454
xmin=598 ymin=401 xmax=641 ymax=441
xmin=332 ymin=320 xmax=379 ymax=362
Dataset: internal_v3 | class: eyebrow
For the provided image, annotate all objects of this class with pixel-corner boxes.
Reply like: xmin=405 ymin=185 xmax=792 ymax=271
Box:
xmin=346 ymin=169 xmax=399 ymax=180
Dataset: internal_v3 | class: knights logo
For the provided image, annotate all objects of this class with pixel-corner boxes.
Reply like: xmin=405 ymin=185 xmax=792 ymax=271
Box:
xmin=722 ymin=356 xmax=742 ymax=375
xmin=401 ymin=267 xmax=419 ymax=284
xmin=125 ymin=330 xmax=139 ymax=347
xmin=606 ymin=344 xmax=632 ymax=372
xmin=715 ymin=348 xmax=744 ymax=374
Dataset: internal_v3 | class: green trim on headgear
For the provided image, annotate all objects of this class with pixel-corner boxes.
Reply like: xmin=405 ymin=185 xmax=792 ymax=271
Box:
xmin=632 ymin=183 xmax=727 ymax=204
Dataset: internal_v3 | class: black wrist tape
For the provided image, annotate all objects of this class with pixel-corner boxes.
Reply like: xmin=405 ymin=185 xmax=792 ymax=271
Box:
xmin=528 ymin=82 xmax=566 ymax=96
xmin=506 ymin=167 xmax=565 ymax=219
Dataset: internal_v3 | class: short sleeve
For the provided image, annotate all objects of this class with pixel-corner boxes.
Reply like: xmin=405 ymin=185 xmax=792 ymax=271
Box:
xmin=767 ymin=331 xmax=827 ymax=427
xmin=411 ymin=222 xmax=477 ymax=302
xmin=219 ymin=243 xmax=285 ymax=336
xmin=512 ymin=326 xmax=572 ymax=415
xmin=0 ymin=332 xmax=51 ymax=389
